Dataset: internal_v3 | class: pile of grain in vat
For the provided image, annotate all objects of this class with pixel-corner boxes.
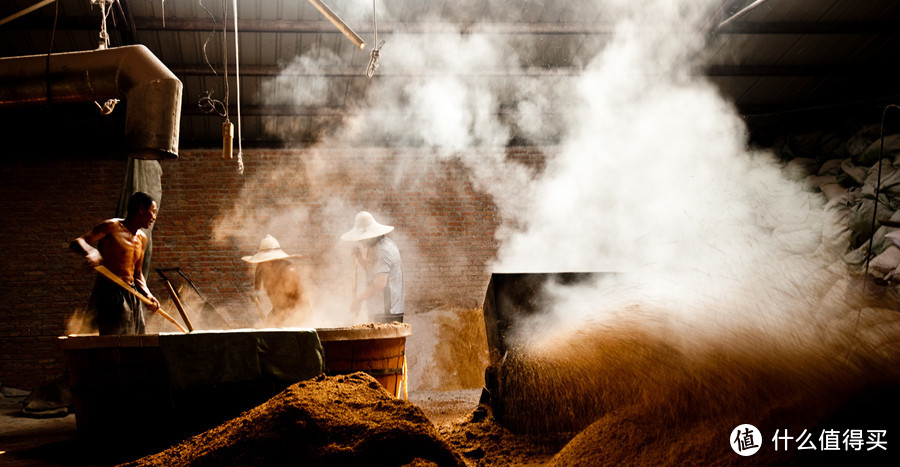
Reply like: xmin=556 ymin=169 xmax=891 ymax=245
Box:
xmin=123 ymin=372 xmax=464 ymax=467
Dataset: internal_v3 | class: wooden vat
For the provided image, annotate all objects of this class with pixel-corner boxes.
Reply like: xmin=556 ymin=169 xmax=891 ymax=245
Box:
xmin=316 ymin=323 xmax=412 ymax=398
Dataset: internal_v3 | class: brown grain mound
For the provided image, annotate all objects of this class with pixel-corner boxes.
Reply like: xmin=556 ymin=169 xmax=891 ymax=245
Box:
xmin=122 ymin=372 xmax=464 ymax=467
xmin=438 ymin=405 xmax=558 ymax=466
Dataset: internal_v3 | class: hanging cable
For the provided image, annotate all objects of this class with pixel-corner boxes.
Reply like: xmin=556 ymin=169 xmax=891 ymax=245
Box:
xmin=197 ymin=0 xmax=226 ymax=116
xmin=44 ymin=0 xmax=59 ymax=106
xmin=219 ymin=0 xmax=235 ymax=162
xmin=365 ymin=0 xmax=384 ymax=79
xmin=232 ymin=0 xmax=243 ymax=174
xmin=844 ymin=103 xmax=900 ymax=364
xmin=862 ymin=104 xmax=900 ymax=287
xmin=222 ymin=0 xmax=229 ymax=119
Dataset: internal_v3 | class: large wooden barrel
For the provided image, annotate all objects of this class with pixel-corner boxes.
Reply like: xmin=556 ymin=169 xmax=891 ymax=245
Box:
xmin=316 ymin=323 xmax=412 ymax=398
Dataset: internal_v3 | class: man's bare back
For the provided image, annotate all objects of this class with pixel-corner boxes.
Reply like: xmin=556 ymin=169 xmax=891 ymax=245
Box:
xmin=255 ymin=260 xmax=304 ymax=312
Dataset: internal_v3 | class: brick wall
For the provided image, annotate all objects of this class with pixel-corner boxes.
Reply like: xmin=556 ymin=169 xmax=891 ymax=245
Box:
xmin=0 ymin=157 xmax=125 ymax=390
xmin=0 ymin=146 xmax=544 ymax=390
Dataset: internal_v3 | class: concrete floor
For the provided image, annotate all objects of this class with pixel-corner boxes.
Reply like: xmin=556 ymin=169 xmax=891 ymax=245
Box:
xmin=0 ymin=403 xmax=115 ymax=467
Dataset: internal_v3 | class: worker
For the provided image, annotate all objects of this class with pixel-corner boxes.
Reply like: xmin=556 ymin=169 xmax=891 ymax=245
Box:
xmin=69 ymin=191 xmax=160 ymax=335
xmin=341 ymin=211 xmax=404 ymax=323
xmin=242 ymin=234 xmax=310 ymax=327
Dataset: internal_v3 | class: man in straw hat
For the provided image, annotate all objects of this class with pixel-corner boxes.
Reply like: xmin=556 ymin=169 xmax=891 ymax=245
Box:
xmin=243 ymin=234 xmax=310 ymax=327
xmin=341 ymin=211 xmax=404 ymax=323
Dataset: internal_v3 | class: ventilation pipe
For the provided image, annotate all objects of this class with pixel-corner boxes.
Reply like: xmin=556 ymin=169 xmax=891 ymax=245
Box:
xmin=0 ymin=45 xmax=182 ymax=160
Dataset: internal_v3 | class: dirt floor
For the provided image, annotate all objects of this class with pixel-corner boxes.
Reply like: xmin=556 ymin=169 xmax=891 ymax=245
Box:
xmin=0 ymin=386 xmax=556 ymax=466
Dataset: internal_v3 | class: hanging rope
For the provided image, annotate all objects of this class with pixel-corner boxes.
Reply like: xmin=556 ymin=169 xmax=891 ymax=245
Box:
xmin=232 ymin=0 xmax=244 ymax=175
xmin=45 ymin=0 xmax=59 ymax=106
xmin=92 ymin=1 xmax=118 ymax=113
xmin=365 ymin=0 xmax=384 ymax=78
xmin=95 ymin=0 xmax=114 ymax=49
xmin=222 ymin=0 xmax=230 ymax=121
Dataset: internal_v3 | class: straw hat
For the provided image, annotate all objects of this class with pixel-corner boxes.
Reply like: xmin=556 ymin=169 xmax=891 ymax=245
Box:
xmin=340 ymin=211 xmax=394 ymax=242
xmin=241 ymin=235 xmax=303 ymax=263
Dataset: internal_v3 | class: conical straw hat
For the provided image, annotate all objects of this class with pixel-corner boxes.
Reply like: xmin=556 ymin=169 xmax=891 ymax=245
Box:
xmin=241 ymin=234 xmax=303 ymax=263
xmin=340 ymin=211 xmax=394 ymax=242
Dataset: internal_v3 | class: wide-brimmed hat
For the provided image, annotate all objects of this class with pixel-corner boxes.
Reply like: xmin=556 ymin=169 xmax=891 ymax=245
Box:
xmin=241 ymin=234 xmax=303 ymax=263
xmin=340 ymin=211 xmax=394 ymax=242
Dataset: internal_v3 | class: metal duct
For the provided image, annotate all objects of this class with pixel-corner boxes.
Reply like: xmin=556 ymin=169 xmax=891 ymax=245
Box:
xmin=0 ymin=45 xmax=182 ymax=160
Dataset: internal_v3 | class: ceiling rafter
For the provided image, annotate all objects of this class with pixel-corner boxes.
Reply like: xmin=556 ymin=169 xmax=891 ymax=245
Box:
xmin=9 ymin=15 xmax=898 ymax=36
xmin=171 ymin=64 xmax=585 ymax=77
xmin=172 ymin=63 xmax=883 ymax=78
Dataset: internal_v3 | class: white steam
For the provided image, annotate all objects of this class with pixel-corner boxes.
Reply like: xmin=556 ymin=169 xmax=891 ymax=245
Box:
xmin=213 ymin=0 xmax=900 ymax=385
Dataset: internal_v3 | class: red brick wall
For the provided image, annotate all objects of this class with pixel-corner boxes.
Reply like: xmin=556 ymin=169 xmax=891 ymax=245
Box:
xmin=0 ymin=147 xmax=542 ymax=390
xmin=0 ymin=157 xmax=126 ymax=389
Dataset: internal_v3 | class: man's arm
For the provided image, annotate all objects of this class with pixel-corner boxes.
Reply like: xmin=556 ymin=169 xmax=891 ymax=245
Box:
xmin=350 ymin=273 xmax=387 ymax=314
xmin=69 ymin=221 xmax=112 ymax=267
xmin=132 ymin=232 xmax=160 ymax=311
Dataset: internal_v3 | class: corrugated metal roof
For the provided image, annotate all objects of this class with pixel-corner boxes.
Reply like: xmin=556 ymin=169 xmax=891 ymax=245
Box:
xmin=2 ymin=0 xmax=898 ymax=147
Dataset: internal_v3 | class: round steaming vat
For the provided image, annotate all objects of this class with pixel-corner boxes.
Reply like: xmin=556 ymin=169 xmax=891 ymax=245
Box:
xmin=316 ymin=322 xmax=412 ymax=398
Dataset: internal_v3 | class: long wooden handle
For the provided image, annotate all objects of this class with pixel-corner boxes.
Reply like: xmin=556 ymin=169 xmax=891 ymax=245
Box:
xmin=94 ymin=266 xmax=189 ymax=333
xmin=253 ymin=295 xmax=266 ymax=321
xmin=164 ymin=279 xmax=194 ymax=332
xmin=352 ymin=258 xmax=358 ymax=294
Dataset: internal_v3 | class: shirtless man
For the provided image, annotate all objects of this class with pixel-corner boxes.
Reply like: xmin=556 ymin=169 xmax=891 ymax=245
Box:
xmin=70 ymin=191 xmax=161 ymax=335
xmin=242 ymin=235 xmax=310 ymax=327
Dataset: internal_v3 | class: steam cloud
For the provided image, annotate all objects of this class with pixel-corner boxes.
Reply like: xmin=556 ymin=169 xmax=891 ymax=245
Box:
xmin=214 ymin=0 xmax=900 ymax=399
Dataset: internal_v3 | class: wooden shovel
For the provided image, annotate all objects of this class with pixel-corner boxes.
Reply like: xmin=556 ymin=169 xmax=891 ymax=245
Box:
xmin=94 ymin=266 xmax=189 ymax=333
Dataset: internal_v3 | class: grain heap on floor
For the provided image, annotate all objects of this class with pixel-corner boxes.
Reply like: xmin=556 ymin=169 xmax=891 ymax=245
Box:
xmin=437 ymin=405 xmax=558 ymax=466
xmin=123 ymin=372 xmax=464 ymax=467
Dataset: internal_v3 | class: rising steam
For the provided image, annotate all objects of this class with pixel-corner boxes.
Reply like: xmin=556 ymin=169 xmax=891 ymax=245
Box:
xmin=211 ymin=0 xmax=900 ymax=434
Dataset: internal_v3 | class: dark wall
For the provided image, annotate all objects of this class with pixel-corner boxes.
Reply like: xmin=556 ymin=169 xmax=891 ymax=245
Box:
xmin=0 ymin=156 xmax=125 ymax=389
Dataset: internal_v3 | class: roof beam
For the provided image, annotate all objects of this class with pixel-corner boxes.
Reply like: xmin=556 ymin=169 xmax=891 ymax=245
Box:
xmin=137 ymin=17 xmax=619 ymax=34
xmin=715 ymin=21 xmax=900 ymax=35
xmin=180 ymin=104 xmax=536 ymax=118
xmin=182 ymin=104 xmax=345 ymax=117
xmin=703 ymin=64 xmax=888 ymax=77
xmin=172 ymin=63 xmax=884 ymax=78
xmin=4 ymin=16 xmax=617 ymax=34
xmin=170 ymin=64 xmax=583 ymax=77
xmin=7 ymin=16 xmax=899 ymax=35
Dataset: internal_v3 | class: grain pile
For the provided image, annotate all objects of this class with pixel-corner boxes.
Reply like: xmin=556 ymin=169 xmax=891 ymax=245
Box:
xmin=495 ymin=304 xmax=900 ymax=466
xmin=123 ymin=372 xmax=464 ymax=467
xmin=407 ymin=307 xmax=489 ymax=391
xmin=437 ymin=405 xmax=558 ymax=466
